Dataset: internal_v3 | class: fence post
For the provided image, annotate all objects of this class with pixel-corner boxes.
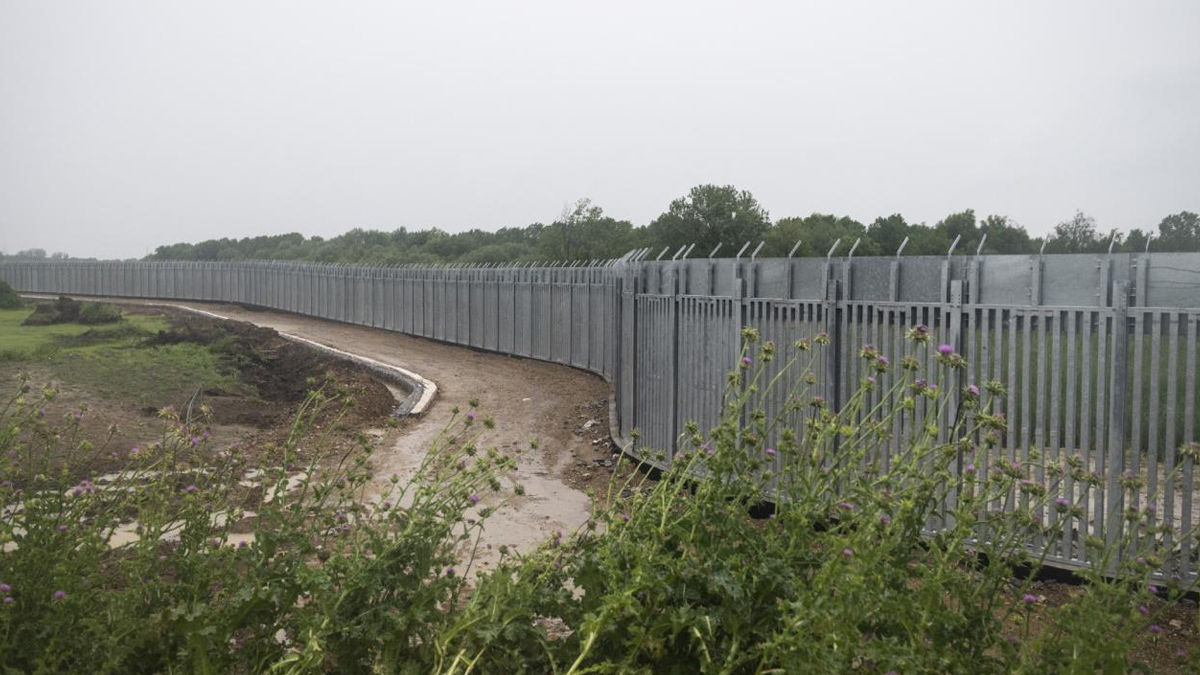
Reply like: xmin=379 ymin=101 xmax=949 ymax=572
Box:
xmin=1106 ymin=280 xmax=1130 ymax=553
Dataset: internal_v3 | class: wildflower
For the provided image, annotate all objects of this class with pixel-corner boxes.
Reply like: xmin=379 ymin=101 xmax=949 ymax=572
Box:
xmin=1054 ymin=497 xmax=1070 ymax=512
xmin=1149 ymin=624 xmax=1162 ymax=635
xmin=965 ymin=384 xmax=980 ymax=398
xmin=964 ymin=464 xmax=977 ymax=475
xmin=859 ymin=344 xmax=878 ymax=360
xmin=469 ymin=493 xmax=481 ymax=504
xmin=621 ymin=513 xmax=630 ymax=522
xmin=837 ymin=501 xmax=854 ymax=510
xmin=467 ymin=410 xmax=476 ymax=421
xmin=1138 ymin=605 xmax=1149 ymax=616
xmin=937 ymin=344 xmax=954 ymax=356
xmin=184 ymin=485 xmax=198 ymax=494
xmin=1149 ymin=584 xmax=1159 ymax=594
xmin=842 ymin=548 xmax=854 ymax=558
xmin=740 ymin=356 xmax=752 ymax=367
xmin=0 ymin=584 xmax=9 ymax=593
xmin=907 ymin=324 xmax=930 ymax=343
xmin=810 ymin=396 xmax=826 ymax=408
xmin=874 ymin=356 xmax=890 ymax=372
xmin=765 ymin=448 xmax=777 ymax=458
xmin=815 ymin=331 xmax=830 ymax=345
xmin=879 ymin=513 xmax=891 ymax=526
xmin=444 ymin=567 xmax=455 ymax=576
xmin=57 ymin=524 xmax=68 ymax=531
xmin=129 ymin=446 xmax=139 ymax=457
xmin=1 ymin=597 xmax=11 ymax=604
xmin=53 ymin=590 xmax=65 ymax=600
xmin=1022 ymin=594 xmax=1037 ymax=605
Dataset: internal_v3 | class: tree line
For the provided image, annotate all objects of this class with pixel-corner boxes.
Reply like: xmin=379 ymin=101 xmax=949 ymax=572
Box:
xmin=7 ymin=185 xmax=1199 ymax=264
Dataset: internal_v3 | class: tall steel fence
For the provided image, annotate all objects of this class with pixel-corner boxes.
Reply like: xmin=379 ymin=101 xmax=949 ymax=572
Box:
xmin=2 ymin=251 xmax=1198 ymax=579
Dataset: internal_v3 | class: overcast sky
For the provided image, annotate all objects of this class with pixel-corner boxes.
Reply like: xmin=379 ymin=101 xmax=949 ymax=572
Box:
xmin=1 ymin=1 xmax=1198 ymax=259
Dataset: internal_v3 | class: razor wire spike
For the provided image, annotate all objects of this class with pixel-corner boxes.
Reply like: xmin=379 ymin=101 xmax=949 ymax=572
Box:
xmin=671 ymin=244 xmax=687 ymax=260
xmin=975 ymin=234 xmax=988 ymax=256
xmin=1145 ymin=234 xmax=1154 ymax=254
xmin=895 ymin=236 xmax=909 ymax=259
xmin=735 ymin=241 xmax=751 ymax=260
xmin=946 ymin=234 xmax=962 ymax=258
xmin=788 ymin=239 xmax=804 ymax=258
xmin=655 ymin=246 xmax=670 ymax=261
xmin=847 ymin=238 xmax=861 ymax=259
xmin=1107 ymin=230 xmax=1119 ymax=255
xmin=750 ymin=241 xmax=765 ymax=261
xmin=825 ymin=238 xmax=841 ymax=261
xmin=708 ymin=242 xmax=723 ymax=259
xmin=681 ymin=243 xmax=695 ymax=260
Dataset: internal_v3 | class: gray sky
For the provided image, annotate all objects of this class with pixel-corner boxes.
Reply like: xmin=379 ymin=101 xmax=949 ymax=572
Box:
xmin=2 ymin=1 xmax=1198 ymax=260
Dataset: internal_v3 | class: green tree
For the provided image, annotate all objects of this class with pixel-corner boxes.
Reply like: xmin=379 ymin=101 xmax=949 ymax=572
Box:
xmin=647 ymin=185 xmax=770 ymax=256
xmin=1045 ymin=211 xmax=1105 ymax=254
xmin=538 ymin=199 xmax=635 ymax=262
xmin=765 ymin=214 xmax=875 ymax=258
xmin=978 ymin=215 xmax=1033 ymax=254
xmin=1155 ymin=211 xmax=1200 ymax=252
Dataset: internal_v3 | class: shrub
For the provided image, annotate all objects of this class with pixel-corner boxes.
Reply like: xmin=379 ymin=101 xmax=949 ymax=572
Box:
xmin=0 ymin=280 xmax=21 ymax=310
xmin=77 ymin=301 xmax=123 ymax=325
xmin=0 ymin=379 xmax=512 ymax=673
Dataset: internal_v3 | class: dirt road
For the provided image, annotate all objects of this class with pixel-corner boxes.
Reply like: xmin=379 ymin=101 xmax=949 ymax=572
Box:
xmin=141 ymin=302 xmax=615 ymax=572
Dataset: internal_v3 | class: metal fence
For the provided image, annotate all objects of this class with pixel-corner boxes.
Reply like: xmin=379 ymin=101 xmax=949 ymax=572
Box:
xmin=2 ymin=251 xmax=1198 ymax=579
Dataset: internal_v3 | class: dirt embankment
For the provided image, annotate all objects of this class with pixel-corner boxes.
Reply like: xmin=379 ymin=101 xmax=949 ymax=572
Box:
xmin=2 ymin=307 xmax=401 ymax=486
xmin=143 ymin=313 xmax=398 ymax=428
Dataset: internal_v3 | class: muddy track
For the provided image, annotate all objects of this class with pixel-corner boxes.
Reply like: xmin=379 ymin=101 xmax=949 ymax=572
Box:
xmin=95 ymin=299 xmax=615 ymax=572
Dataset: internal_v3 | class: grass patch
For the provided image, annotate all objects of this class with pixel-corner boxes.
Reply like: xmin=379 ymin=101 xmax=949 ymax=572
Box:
xmin=0 ymin=306 xmax=244 ymax=407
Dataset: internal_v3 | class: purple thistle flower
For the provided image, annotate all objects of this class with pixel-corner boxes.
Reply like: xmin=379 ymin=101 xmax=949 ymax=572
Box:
xmin=1138 ymin=605 xmax=1149 ymax=616
xmin=837 ymin=502 xmax=854 ymax=510
xmin=765 ymin=448 xmax=777 ymax=457
xmin=964 ymin=464 xmax=977 ymax=475
xmin=468 ymin=493 xmax=480 ymax=504
xmin=2 ymin=597 xmax=11 ymax=604
xmin=57 ymin=524 xmax=68 ymax=531
xmin=879 ymin=513 xmax=891 ymax=526
xmin=842 ymin=548 xmax=853 ymax=557
xmin=1022 ymin=594 xmax=1037 ymax=605
xmin=1055 ymin=497 xmax=1070 ymax=511
xmin=52 ymin=590 xmax=65 ymax=600
xmin=0 ymin=583 xmax=9 ymax=593
xmin=876 ymin=356 xmax=890 ymax=367
xmin=937 ymin=344 xmax=954 ymax=356
xmin=1149 ymin=624 xmax=1162 ymax=634
xmin=129 ymin=446 xmax=139 ymax=457
xmin=466 ymin=410 xmax=476 ymax=421
xmin=184 ymin=485 xmax=198 ymax=494
xmin=741 ymin=356 xmax=752 ymax=366
xmin=968 ymin=384 xmax=980 ymax=397
xmin=1149 ymin=584 xmax=1160 ymax=594
xmin=444 ymin=566 xmax=455 ymax=576
xmin=190 ymin=437 xmax=199 ymax=447
xmin=621 ymin=513 xmax=630 ymax=522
